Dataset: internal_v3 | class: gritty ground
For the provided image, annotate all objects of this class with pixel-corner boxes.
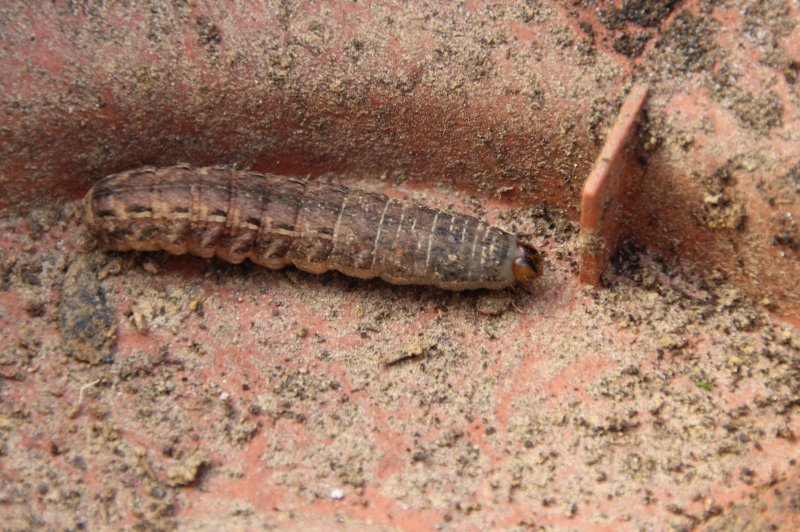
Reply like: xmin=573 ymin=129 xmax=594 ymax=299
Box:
xmin=2 ymin=1 xmax=799 ymax=315
xmin=0 ymin=176 xmax=797 ymax=530
xmin=0 ymin=2 xmax=799 ymax=528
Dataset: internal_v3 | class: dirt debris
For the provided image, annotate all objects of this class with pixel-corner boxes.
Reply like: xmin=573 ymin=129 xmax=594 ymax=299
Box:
xmin=695 ymin=163 xmax=747 ymax=231
xmin=711 ymin=63 xmax=784 ymax=134
xmin=599 ymin=0 xmax=682 ymax=29
xmin=613 ymin=31 xmax=652 ymax=58
xmin=475 ymin=293 xmax=513 ymax=317
xmin=646 ymin=10 xmax=718 ymax=77
xmin=165 ymin=451 xmax=210 ymax=487
xmin=59 ymin=257 xmax=116 ymax=364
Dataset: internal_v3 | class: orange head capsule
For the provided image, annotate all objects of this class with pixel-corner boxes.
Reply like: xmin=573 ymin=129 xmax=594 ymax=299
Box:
xmin=511 ymin=243 xmax=543 ymax=284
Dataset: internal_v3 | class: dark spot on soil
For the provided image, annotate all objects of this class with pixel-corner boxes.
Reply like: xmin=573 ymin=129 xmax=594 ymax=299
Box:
xmin=520 ymin=0 xmax=548 ymax=24
xmin=600 ymin=0 xmax=681 ymax=29
xmin=773 ymin=219 xmax=799 ymax=253
xmin=711 ymin=64 xmax=784 ymax=133
xmin=647 ymin=10 xmax=716 ymax=76
xmin=345 ymin=39 xmax=366 ymax=63
xmin=785 ymin=61 xmax=799 ymax=85
xmin=0 ymin=254 xmax=12 ymax=291
xmin=464 ymin=49 xmax=495 ymax=82
xmin=610 ymin=239 xmax=644 ymax=274
xmin=24 ymin=300 xmax=46 ymax=318
xmin=195 ymin=16 xmax=221 ymax=48
xmin=20 ymin=260 xmax=43 ymax=286
xmin=579 ymin=21 xmax=595 ymax=40
xmin=59 ymin=258 xmax=117 ymax=364
xmin=587 ymin=96 xmax=622 ymax=145
xmin=613 ymin=32 xmax=651 ymax=58
xmin=786 ymin=162 xmax=800 ymax=187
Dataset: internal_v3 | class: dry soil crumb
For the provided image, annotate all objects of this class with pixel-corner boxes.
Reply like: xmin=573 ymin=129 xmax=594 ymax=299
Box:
xmin=59 ymin=257 xmax=117 ymax=364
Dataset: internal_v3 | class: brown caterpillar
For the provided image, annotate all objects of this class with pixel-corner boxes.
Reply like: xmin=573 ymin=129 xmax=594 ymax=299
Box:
xmin=83 ymin=165 xmax=542 ymax=290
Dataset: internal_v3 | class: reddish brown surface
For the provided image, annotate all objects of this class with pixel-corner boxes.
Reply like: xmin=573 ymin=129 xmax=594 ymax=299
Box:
xmin=1 ymin=1 xmax=799 ymax=530
xmin=2 ymin=179 xmax=799 ymax=530
xmin=1 ymin=1 xmax=799 ymax=315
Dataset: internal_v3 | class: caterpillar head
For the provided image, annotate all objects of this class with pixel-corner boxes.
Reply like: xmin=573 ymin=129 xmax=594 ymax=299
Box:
xmin=512 ymin=243 xmax=543 ymax=284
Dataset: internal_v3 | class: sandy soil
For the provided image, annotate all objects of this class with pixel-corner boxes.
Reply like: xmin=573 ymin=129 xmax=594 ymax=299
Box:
xmin=0 ymin=176 xmax=797 ymax=530
xmin=1 ymin=1 xmax=799 ymax=530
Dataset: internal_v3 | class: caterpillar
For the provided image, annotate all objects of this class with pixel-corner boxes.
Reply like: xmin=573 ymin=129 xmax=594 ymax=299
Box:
xmin=83 ymin=165 xmax=542 ymax=290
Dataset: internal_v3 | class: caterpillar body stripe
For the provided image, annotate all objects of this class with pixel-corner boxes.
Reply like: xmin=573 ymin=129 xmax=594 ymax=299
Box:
xmin=83 ymin=165 xmax=543 ymax=290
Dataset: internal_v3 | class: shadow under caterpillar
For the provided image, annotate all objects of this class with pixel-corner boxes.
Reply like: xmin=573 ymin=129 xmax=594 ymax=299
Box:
xmin=84 ymin=165 xmax=542 ymax=290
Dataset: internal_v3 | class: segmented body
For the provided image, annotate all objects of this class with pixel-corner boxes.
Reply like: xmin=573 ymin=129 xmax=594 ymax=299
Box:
xmin=84 ymin=165 xmax=534 ymax=290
